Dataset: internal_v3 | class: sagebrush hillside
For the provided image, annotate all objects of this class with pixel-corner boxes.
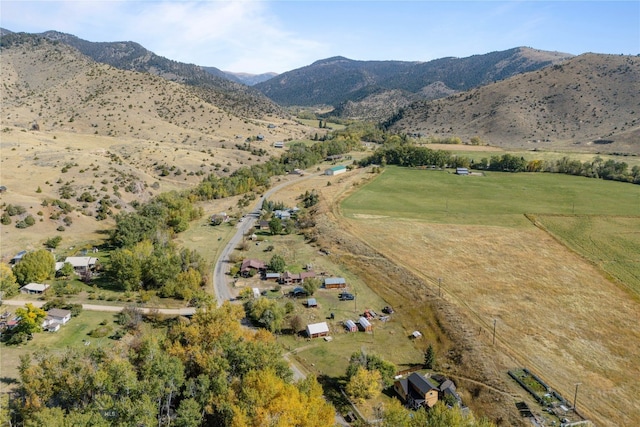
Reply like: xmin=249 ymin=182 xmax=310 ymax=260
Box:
xmin=386 ymin=54 xmax=640 ymax=154
xmin=29 ymin=30 xmax=284 ymax=119
xmin=0 ymin=35 xmax=312 ymax=258
xmin=255 ymin=48 xmax=572 ymax=120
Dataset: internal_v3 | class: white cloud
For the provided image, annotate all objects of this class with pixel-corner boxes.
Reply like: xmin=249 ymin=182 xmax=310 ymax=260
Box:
xmin=113 ymin=1 xmax=326 ymax=73
xmin=1 ymin=1 xmax=325 ymax=73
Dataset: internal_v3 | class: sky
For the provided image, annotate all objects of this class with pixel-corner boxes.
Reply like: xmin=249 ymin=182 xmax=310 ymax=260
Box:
xmin=1 ymin=1 xmax=639 ymax=74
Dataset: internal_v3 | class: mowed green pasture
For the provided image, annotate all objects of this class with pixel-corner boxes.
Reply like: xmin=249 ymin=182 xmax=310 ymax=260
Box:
xmin=341 ymin=166 xmax=640 ymax=227
xmin=534 ymin=215 xmax=640 ymax=295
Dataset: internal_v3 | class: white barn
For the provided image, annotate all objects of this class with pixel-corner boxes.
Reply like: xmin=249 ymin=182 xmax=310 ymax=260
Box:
xmin=306 ymin=322 xmax=330 ymax=338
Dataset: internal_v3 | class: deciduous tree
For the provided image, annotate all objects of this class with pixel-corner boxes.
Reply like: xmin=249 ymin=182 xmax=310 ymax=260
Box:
xmin=0 ymin=262 xmax=19 ymax=298
xmin=12 ymin=249 xmax=55 ymax=285
xmin=345 ymin=366 xmax=381 ymax=402
xmin=14 ymin=303 xmax=47 ymax=335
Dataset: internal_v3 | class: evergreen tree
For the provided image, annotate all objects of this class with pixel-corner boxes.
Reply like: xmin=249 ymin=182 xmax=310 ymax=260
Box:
xmin=424 ymin=343 xmax=435 ymax=369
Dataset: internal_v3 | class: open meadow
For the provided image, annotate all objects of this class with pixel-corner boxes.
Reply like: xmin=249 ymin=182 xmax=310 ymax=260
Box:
xmin=338 ymin=166 xmax=640 ymax=426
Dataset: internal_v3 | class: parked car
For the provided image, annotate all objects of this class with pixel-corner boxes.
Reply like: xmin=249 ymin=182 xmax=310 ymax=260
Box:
xmin=339 ymin=293 xmax=354 ymax=301
xmin=382 ymin=306 xmax=394 ymax=314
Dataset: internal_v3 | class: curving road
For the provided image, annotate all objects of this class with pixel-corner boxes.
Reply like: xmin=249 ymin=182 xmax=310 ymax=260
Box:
xmin=213 ymin=173 xmax=319 ymax=306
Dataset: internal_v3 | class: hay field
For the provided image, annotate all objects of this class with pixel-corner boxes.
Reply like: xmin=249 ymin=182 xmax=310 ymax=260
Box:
xmin=339 ymin=167 xmax=640 ymax=426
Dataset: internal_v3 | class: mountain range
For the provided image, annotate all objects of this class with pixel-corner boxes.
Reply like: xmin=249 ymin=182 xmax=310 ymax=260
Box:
xmin=254 ymin=48 xmax=572 ymax=120
xmin=2 ymin=28 xmax=638 ymax=153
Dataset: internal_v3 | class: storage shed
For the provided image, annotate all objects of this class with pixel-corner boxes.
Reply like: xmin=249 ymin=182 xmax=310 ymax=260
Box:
xmin=306 ymin=322 xmax=329 ymax=338
xmin=325 ymin=165 xmax=347 ymax=176
xmin=324 ymin=277 xmax=346 ymax=289
xmin=344 ymin=319 xmax=357 ymax=332
xmin=358 ymin=316 xmax=372 ymax=332
xmin=307 ymin=298 xmax=317 ymax=308
xmin=20 ymin=283 xmax=50 ymax=294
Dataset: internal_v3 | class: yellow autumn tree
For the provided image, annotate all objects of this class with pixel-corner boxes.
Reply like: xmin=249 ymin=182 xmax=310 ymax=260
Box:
xmin=345 ymin=366 xmax=382 ymax=402
xmin=234 ymin=368 xmax=334 ymax=427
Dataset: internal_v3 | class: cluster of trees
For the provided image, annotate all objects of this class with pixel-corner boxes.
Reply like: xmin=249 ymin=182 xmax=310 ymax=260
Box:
xmin=381 ymin=399 xmax=494 ymax=427
xmin=549 ymin=156 xmax=640 ymax=183
xmin=359 ymin=144 xmax=455 ymax=168
xmin=11 ymin=303 xmax=335 ymax=426
xmin=109 ymin=240 xmax=208 ymax=301
xmin=473 ymin=154 xmax=640 ymax=183
xmin=360 ymin=141 xmax=640 ymax=185
xmin=5 ymin=303 xmax=47 ymax=345
xmin=11 ymin=249 xmax=55 ymax=286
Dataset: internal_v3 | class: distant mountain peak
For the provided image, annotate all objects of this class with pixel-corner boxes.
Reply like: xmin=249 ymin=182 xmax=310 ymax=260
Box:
xmin=311 ymin=56 xmax=352 ymax=66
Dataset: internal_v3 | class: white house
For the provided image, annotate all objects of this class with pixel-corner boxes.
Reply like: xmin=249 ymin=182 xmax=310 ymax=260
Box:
xmin=47 ymin=308 xmax=72 ymax=325
xmin=64 ymin=257 xmax=98 ymax=273
xmin=42 ymin=308 xmax=72 ymax=332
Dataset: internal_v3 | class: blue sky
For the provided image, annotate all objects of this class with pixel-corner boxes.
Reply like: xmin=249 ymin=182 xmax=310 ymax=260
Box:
xmin=2 ymin=1 xmax=638 ymax=74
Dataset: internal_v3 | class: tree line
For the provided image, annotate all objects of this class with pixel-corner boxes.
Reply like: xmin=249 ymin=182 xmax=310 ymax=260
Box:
xmin=359 ymin=143 xmax=640 ymax=184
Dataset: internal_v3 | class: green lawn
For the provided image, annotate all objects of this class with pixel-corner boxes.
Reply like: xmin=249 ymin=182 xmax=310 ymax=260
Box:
xmin=0 ymin=310 xmax=118 ymax=390
xmin=341 ymin=167 xmax=640 ymax=227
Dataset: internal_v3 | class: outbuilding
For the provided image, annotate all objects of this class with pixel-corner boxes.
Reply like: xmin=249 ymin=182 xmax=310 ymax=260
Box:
xmin=20 ymin=283 xmax=50 ymax=294
xmin=324 ymin=277 xmax=346 ymax=289
xmin=325 ymin=165 xmax=347 ymax=176
xmin=344 ymin=319 xmax=357 ymax=332
xmin=307 ymin=298 xmax=317 ymax=308
xmin=64 ymin=257 xmax=98 ymax=273
xmin=358 ymin=316 xmax=372 ymax=332
xmin=306 ymin=322 xmax=329 ymax=338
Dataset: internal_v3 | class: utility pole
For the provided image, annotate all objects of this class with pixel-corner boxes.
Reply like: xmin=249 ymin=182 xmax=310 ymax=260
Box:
xmin=354 ymin=291 xmax=357 ymax=313
xmin=574 ymin=382 xmax=581 ymax=413
xmin=492 ymin=319 xmax=497 ymax=345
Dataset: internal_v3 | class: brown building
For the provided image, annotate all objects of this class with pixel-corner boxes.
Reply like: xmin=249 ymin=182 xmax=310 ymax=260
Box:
xmin=394 ymin=372 xmax=439 ymax=409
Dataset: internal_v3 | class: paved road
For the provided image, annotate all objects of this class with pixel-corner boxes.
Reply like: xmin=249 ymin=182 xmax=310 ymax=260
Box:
xmin=1 ymin=299 xmax=196 ymax=316
xmin=213 ymin=173 xmax=319 ymax=306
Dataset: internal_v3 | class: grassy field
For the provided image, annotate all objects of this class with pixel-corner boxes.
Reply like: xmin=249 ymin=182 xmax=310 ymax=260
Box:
xmin=337 ymin=166 xmax=640 ymax=427
xmin=433 ymin=146 xmax=640 ymax=170
xmin=341 ymin=167 xmax=640 ymax=227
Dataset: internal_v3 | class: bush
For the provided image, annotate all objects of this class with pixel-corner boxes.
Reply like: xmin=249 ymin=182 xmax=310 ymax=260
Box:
xmin=88 ymin=325 xmax=112 ymax=338
xmin=24 ymin=215 xmax=35 ymax=226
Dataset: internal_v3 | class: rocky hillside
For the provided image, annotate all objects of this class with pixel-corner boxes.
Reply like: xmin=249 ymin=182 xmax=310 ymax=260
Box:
xmin=386 ymin=54 xmax=640 ymax=154
xmin=255 ymin=48 xmax=572 ymax=120
xmin=27 ymin=30 xmax=285 ymax=119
